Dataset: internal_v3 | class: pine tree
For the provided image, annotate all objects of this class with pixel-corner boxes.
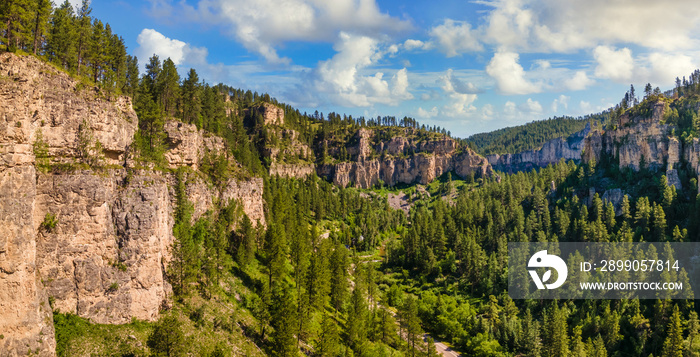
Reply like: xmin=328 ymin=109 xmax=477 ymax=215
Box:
xmin=45 ymin=1 xmax=76 ymax=68
xmin=400 ymin=295 xmax=422 ymax=357
xmin=124 ymin=54 xmax=139 ymax=97
xmin=2 ymin=0 xmax=34 ymax=50
xmin=147 ymin=315 xmax=186 ymax=357
xmin=329 ymin=243 xmax=349 ymax=311
xmin=31 ymin=0 xmax=51 ymax=54
xmin=661 ymin=305 xmax=684 ymax=357
xmin=688 ymin=310 xmax=699 ymax=357
xmin=316 ymin=313 xmax=341 ymax=357
xmin=270 ymin=284 xmax=298 ymax=357
xmin=181 ymin=68 xmax=202 ymax=125
xmin=158 ymin=57 xmax=180 ymax=118
xmin=75 ymin=0 xmax=91 ymax=74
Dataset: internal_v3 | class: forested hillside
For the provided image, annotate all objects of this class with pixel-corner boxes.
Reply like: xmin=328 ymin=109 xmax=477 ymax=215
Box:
xmin=4 ymin=1 xmax=700 ymax=357
xmin=467 ymin=114 xmax=610 ymax=156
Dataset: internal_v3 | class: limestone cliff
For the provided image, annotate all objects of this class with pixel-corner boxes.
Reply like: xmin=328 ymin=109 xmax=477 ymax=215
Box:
xmin=0 ymin=53 xmax=265 ymax=356
xmin=585 ymin=102 xmax=679 ymax=171
xmin=486 ymin=123 xmax=593 ymax=172
xmin=263 ymin=127 xmax=315 ymax=179
xmin=318 ymin=128 xmax=492 ymax=188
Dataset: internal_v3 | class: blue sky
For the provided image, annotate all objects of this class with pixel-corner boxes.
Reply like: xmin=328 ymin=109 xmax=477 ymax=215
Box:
xmin=79 ymin=0 xmax=700 ymax=137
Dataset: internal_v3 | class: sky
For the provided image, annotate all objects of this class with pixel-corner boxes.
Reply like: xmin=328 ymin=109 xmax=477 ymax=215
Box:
xmin=76 ymin=0 xmax=700 ymax=137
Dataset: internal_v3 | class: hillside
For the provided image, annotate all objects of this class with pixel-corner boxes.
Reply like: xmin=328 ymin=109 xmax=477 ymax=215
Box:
xmin=467 ymin=113 xmax=610 ymax=156
xmin=6 ymin=2 xmax=700 ymax=356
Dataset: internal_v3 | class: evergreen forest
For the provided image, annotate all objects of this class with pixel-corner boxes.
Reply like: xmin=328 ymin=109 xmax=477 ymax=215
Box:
xmin=4 ymin=1 xmax=700 ymax=357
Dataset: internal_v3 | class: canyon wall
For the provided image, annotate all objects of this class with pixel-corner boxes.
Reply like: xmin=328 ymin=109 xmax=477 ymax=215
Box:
xmin=486 ymin=123 xmax=593 ymax=172
xmin=318 ymin=128 xmax=492 ymax=188
xmin=0 ymin=53 xmax=264 ymax=356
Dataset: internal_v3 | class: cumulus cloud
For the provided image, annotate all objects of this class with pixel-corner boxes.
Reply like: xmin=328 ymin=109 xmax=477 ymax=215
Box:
xmin=486 ymin=51 xmax=540 ymax=94
xmin=565 ymin=71 xmax=595 ymax=91
xmin=645 ymin=52 xmax=696 ymax=87
xmin=312 ymin=32 xmax=413 ymax=107
xmin=417 ymin=106 xmax=439 ymax=118
xmin=429 ymin=19 xmax=483 ymax=57
xmin=403 ymin=39 xmax=431 ymax=51
xmin=435 ymin=69 xmax=479 ymax=117
xmin=518 ymin=98 xmax=543 ymax=113
xmin=580 ymin=100 xmax=593 ymax=113
xmin=135 ymin=29 xmax=208 ymax=67
xmin=439 ymin=69 xmax=481 ymax=94
xmin=480 ymin=104 xmax=495 ymax=121
xmin=551 ymin=94 xmax=569 ymax=112
xmin=480 ymin=0 xmax=700 ymax=52
xmin=191 ymin=0 xmax=411 ymax=63
xmin=593 ymin=46 xmax=634 ymax=82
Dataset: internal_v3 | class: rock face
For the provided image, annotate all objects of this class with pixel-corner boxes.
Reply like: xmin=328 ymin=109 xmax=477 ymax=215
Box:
xmin=0 ymin=53 xmax=137 ymax=168
xmin=0 ymin=166 xmax=55 ymax=356
xmin=269 ymin=162 xmax=315 ymax=178
xmin=264 ymin=128 xmax=315 ymax=178
xmin=319 ymin=130 xmax=492 ymax=188
xmin=486 ymin=123 xmax=593 ymax=172
xmin=163 ymin=120 xmax=226 ymax=169
xmin=0 ymin=53 xmax=267 ymax=356
xmin=601 ymin=188 xmax=627 ymax=216
xmin=245 ymin=102 xmax=284 ymax=125
xmin=34 ymin=172 xmax=175 ymax=325
xmin=591 ymin=106 xmax=678 ymax=171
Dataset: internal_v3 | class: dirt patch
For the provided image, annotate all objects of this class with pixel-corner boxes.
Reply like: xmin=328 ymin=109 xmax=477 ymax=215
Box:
xmin=388 ymin=191 xmax=412 ymax=214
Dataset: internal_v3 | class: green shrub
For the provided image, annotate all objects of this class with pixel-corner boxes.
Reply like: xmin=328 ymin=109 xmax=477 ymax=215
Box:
xmin=33 ymin=129 xmax=51 ymax=173
xmin=147 ymin=315 xmax=186 ymax=357
xmin=54 ymin=313 xmax=91 ymax=357
xmin=41 ymin=213 xmax=58 ymax=233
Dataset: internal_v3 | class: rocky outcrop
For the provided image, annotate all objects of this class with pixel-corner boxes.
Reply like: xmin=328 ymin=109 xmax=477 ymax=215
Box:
xmin=487 ymin=123 xmax=593 ymax=172
xmin=0 ymin=53 xmax=268 ymax=356
xmin=163 ymin=120 xmax=227 ymax=170
xmin=601 ymin=188 xmax=627 ymax=216
xmin=0 ymin=53 xmax=137 ymax=168
xmin=264 ymin=128 xmax=314 ymax=178
xmin=319 ymin=128 xmax=493 ymax=188
xmin=319 ymin=149 xmax=491 ymax=189
xmin=245 ymin=102 xmax=284 ymax=125
xmin=0 ymin=166 xmax=55 ymax=356
xmin=269 ymin=162 xmax=315 ymax=178
xmin=582 ymin=101 xmax=680 ymax=173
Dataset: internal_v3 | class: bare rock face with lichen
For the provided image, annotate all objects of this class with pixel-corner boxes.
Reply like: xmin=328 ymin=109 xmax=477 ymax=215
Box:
xmin=318 ymin=129 xmax=492 ymax=188
xmin=0 ymin=53 xmax=266 ymax=356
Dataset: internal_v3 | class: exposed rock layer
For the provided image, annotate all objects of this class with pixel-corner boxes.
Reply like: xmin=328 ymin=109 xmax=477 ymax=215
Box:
xmin=0 ymin=53 xmax=266 ymax=356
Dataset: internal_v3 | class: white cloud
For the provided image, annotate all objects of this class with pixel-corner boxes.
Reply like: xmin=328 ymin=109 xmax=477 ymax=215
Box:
xmin=391 ymin=68 xmax=414 ymax=101
xmin=518 ymin=98 xmax=542 ymax=113
xmin=312 ymin=32 xmax=413 ymax=107
xmin=480 ymin=0 xmax=700 ymax=52
xmin=504 ymin=101 xmax=517 ymax=117
xmin=551 ymin=94 xmax=569 ymax=112
xmin=486 ymin=51 xmax=540 ymax=94
xmin=534 ymin=60 xmax=551 ymax=70
xmin=565 ymin=71 xmax=595 ymax=91
xmin=429 ymin=19 xmax=483 ymax=57
xmin=417 ymin=106 xmax=439 ymax=118
xmin=436 ymin=69 xmax=479 ymax=117
xmin=192 ymin=0 xmax=411 ymax=63
xmin=481 ymin=104 xmax=495 ymax=120
xmin=403 ymin=39 xmax=430 ymax=51
xmin=439 ymin=69 xmax=481 ymax=94
xmin=580 ymin=100 xmax=593 ymax=113
xmin=135 ymin=29 xmax=208 ymax=68
xmin=593 ymin=46 xmax=634 ymax=82
xmin=646 ymin=53 xmax=697 ymax=87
